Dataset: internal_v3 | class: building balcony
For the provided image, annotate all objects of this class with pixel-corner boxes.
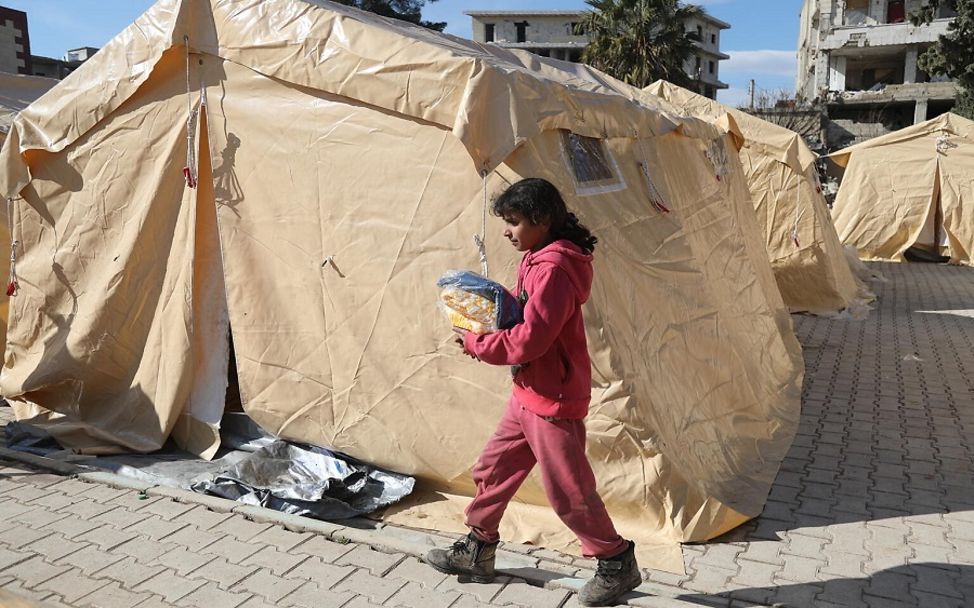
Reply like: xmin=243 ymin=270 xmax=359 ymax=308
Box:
xmin=831 ymin=81 xmax=957 ymax=105
xmin=821 ymin=19 xmax=950 ymax=52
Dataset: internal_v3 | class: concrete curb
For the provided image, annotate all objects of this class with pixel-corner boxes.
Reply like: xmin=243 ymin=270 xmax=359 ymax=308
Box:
xmin=0 ymin=447 xmax=759 ymax=607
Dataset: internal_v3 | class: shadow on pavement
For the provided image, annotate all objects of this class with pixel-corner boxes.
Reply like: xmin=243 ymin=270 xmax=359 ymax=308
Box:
xmin=677 ymin=562 xmax=973 ymax=608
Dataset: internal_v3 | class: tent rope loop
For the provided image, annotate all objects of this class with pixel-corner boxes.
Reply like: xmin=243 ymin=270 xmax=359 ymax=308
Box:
xmin=791 ymin=173 xmax=805 ymax=248
xmin=183 ymin=36 xmax=198 ymax=189
xmin=936 ymin=132 xmax=957 ymax=154
xmin=705 ymin=139 xmax=729 ymax=182
xmin=473 ymin=168 xmax=490 ymax=277
xmin=6 ymin=197 xmax=18 ymax=297
xmin=638 ymin=161 xmax=670 ymax=214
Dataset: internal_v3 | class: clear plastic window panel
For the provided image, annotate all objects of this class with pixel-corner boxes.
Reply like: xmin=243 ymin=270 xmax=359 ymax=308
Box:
xmin=560 ymin=131 xmax=626 ymax=196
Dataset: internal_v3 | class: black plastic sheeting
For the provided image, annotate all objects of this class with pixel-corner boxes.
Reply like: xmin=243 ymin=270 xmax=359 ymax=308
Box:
xmin=191 ymin=441 xmax=414 ymax=519
xmin=3 ymin=415 xmax=414 ymax=521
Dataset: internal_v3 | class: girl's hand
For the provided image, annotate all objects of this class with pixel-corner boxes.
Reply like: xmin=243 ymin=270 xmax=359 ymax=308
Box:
xmin=452 ymin=328 xmax=479 ymax=360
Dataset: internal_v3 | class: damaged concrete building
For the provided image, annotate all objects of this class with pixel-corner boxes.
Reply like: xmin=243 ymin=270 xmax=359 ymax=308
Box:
xmin=465 ymin=10 xmax=730 ymax=99
xmin=797 ymin=0 xmax=959 ymax=148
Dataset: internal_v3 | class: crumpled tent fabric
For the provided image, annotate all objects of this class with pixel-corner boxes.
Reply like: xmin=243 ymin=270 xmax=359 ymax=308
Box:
xmin=0 ymin=0 xmax=803 ymax=570
xmin=0 ymin=73 xmax=57 ymax=349
xmin=645 ymin=80 xmax=866 ymax=315
xmin=828 ymin=112 xmax=974 ymax=263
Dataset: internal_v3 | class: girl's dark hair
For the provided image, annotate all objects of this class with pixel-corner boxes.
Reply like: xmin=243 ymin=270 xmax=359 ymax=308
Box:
xmin=492 ymin=178 xmax=598 ymax=253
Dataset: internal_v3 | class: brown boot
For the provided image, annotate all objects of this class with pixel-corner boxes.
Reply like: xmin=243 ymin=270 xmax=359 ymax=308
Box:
xmin=578 ymin=541 xmax=641 ymax=606
xmin=425 ymin=532 xmax=497 ymax=583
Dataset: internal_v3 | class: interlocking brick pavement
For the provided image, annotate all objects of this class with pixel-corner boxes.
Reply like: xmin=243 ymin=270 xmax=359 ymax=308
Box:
xmin=0 ymin=262 xmax=970 ymax=608
xmin=676 ymin=263 xmax=974 ymax=607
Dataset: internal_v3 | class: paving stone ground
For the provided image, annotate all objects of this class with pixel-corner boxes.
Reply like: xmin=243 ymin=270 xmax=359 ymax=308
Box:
xmin=673 ymin=262 xmax=974 ymax=608
xmin=0 ymin=262 xmax=970 ymax=608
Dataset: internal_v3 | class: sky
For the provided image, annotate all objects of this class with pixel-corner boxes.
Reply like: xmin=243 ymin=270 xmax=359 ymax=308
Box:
xmin=6 ymin=0 xmax=805 ymax=107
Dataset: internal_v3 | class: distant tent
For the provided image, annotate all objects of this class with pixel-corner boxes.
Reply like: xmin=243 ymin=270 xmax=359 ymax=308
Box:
xmin=0 ymin=73 xmax=57 ymax=141
xmin=0 ymin=0 xmax=803 ymax=568
xmin=828 ymin=112 xmax=974 ymax=262
xmin=645 ymin=80 xmax=868 ymax=315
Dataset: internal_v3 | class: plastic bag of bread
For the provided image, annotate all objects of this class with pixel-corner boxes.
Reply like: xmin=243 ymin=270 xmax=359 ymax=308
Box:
xmin=436 ymin=270 xmax=522 ymax=334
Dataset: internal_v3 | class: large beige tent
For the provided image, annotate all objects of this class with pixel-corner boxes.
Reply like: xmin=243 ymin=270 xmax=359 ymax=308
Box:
xmin=829 ymin=112 xmax=974 ymax=263
xmin=0 ymin=0 xmax=803 ymax=571
xmin=646 ymin=80 xmax=866 ymax=315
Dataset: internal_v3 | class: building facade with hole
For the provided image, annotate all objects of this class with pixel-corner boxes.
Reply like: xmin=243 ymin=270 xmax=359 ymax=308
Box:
xmin=797 ymin=0 xmax=959 ymax=148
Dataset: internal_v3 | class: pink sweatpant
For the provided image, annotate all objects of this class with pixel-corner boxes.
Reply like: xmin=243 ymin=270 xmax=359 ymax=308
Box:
xmin=464 ymin=396 xmax=627 ymax=559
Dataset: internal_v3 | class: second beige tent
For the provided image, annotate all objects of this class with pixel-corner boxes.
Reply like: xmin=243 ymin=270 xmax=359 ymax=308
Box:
xmin=828 ymin=112 xmax=974 ymax=263
xmin=646 ymin=80 xmax=866 ymax=315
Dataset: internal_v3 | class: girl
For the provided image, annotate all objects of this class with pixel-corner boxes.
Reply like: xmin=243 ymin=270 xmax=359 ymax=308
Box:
xmin=426 ymin=178 xmax=641 ymax=607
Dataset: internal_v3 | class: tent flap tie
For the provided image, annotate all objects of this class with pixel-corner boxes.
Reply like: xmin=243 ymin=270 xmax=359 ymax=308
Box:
xmin=638 ymin=161 xmax=670 ymax=214
xmin=474 ymin=169 xmax=490 ymax=277
xmin=791 ymin=185 xmax=805 ymax=248
xmin=183 ymin=36 xmax=198 ymax=189
xmin=936 ymin=132 xmax=957 ymax=155
xmin=6 ymin=197 xmax=18 ymax=297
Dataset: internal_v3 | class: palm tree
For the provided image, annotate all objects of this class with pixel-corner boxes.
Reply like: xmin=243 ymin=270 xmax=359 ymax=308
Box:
xmin=581 ymin=0 xmax=704 ymax=89
xmin=333 ymin=0 xmax=446 ymax=31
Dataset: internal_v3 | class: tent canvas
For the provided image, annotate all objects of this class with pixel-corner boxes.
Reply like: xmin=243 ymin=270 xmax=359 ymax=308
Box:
xmin=828 ymin=112 xmax=974 ymax=263
xmin=0 ymin=72 xmax=58 ymax=348
xmin=0 ymin=0 xmax=803 ymax=571
xmin=645 ymin=80 xmax=867 ymax=315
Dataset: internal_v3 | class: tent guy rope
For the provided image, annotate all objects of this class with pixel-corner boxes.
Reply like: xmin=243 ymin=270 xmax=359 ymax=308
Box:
xmin=473 ymin=169 xmax=490 ymax=277
xmin=638 ymin=160 xmax=671 ymax=214
xmin=183 ymin=36 xmax=198 ymax=189
xmin=5 ymin=197 xmax=17 ymax=297
xmin=791 ymin=173 xmax=805 ymax=248
xmin=936 ymin=131 xmax=958 ymax=154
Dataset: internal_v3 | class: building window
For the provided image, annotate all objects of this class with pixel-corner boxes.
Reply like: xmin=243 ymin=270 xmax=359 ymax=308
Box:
xmin=709 ymin=60 xmax=715 ymax=74
xmin=937 ymin=5 xmax=957 ymax=18
xmin=569 ymin=21 xmax=583 ymax=35
xmin=845 ymin=0 xmax=869 ymax=25
xmin=515 ymin=21 xmax=528 ymax=43
xmin=560 ymin=131 xmax=626 ymax=196
xmin=696 ymin=25 xmax=703 ymax=40
xmin=887 ymin=0 xmax=905 ymax=23
xmin=485 ymin=23 xmax=495 ymax=42
xmin=710 ymin=33 xmax=716 ymax=44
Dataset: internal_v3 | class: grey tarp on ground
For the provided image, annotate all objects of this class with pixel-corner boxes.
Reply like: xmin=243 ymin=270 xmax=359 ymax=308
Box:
xmin=4 ymin=416 xmax=414 ymax=520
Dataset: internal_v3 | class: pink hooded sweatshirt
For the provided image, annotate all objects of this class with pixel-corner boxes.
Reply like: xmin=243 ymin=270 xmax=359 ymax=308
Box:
xmin=464 ymin=239 xmax=593 ymax=420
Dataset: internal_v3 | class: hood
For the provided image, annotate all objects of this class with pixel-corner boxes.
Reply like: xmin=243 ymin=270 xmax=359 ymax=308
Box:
xmin=525 ymin=239 xmax=594 ymax=303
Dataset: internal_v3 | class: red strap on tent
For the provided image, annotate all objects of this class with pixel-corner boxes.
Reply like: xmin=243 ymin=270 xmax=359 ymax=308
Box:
xmin=6 ymin=197 xmax=18 ymax=297
xmin=638 ymin=161 xmax=671 ymax=215
xmin=183 ymin=36 xmax=198 ymax=189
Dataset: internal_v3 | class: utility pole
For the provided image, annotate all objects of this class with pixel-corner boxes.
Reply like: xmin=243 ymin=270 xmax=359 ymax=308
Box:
xmin=749 ymin=79 xmax=756 ymax=110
